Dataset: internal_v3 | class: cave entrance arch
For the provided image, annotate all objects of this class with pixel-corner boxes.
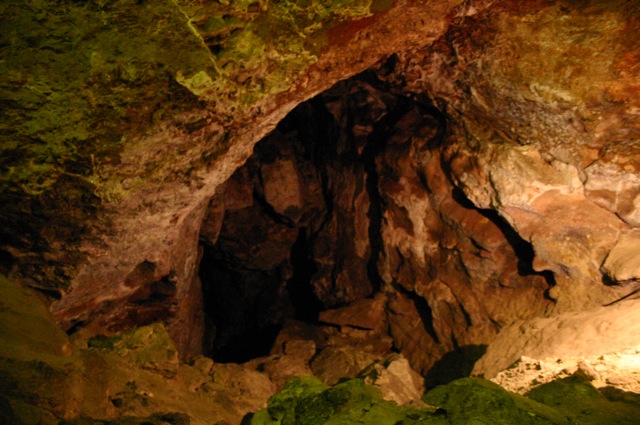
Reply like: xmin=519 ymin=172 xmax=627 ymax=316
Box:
xmin=197 ymin=70 xmax=446 ymax=363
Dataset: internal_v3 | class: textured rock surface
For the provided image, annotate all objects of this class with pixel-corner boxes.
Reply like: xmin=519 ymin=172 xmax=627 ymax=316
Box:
xmin=0 ymin=275 xmax=274 ymax=424
xmin=360 ymin=354 xmax=426 ymax=406
xmin=2 ymin=0 xmax=640 ymax=418
xmin=375 ymin=0 xmax=640 ymax=314
xmin=473 ymin=298 xmax=640 ymax=380
xmin=1 ymin=0 xmax=465 ymax=357
xmin=251 ymin=375 xmax=640 ymax=424
xmin=198 ymin=75 xmax=556 ymax=382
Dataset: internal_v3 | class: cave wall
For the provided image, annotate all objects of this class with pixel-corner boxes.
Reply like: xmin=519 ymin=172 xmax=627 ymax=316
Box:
xmin=375 ymin=0 xmax=640 ymax=314
xmin=198 ymin=75 xmax=554 ymax=381
xmin=1 ymin=0 xmax=639 ymax=373
xmin=0 ymin=0 xmax=464 ymax=355
xmin=194 ymin=0 xmax=640 ymax=379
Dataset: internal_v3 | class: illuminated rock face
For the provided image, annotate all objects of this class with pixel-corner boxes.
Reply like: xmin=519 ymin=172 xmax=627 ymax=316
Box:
xmin=0 ymin=0 xmax=462 ymax=356
xmin=1 ymin=0 xmax=640 ymax=395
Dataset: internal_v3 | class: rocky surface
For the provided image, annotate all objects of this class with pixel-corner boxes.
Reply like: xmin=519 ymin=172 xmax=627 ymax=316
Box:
xmin=2 ymin=0 xmax=640 ymax=423
xmin=473 ymin=298 xmax=640 ymax=394
xmin=0 ymin=274 xmax=419 ymax=424
xmin=250 ymin=374 xmax=640 ymax=424
xmin=196 ymin=75 xmax=556 ymax=382
xmin=1 ymin=0 xmax=466 ymax=357
xmin=376 ymin=0 xmax=640 ymax=314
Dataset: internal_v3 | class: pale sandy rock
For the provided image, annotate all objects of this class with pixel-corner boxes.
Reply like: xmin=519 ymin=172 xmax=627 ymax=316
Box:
xmin=576 ymin=361 xmax=600 ymax=381
xmin=585 ymin=160 xmax=640 ymax=227
xmin=455 ymin=144 xmax=584 ymax=211
xmin=473 ymin=298 xmax=640 ymax=379
xmin=602 ymin=229 xmax=640 ymax=283
xmin=361 ymin=355 xmax=426 ymax=405
xmin=487 ymin=347 xmax=640 ymax=396
xmin=499 ymin=194 xmax=623 ymax=311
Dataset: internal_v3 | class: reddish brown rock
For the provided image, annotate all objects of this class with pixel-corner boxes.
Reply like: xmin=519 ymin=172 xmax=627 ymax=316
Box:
xmin=319 ymin=293 xmax=387 ymax=331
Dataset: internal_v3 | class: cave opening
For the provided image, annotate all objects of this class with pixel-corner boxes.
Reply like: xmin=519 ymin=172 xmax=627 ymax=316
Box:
xmin=197 ymin=71 xmax=443 ymax=363
xmin=195 ymin=65 xmax=552 ymax=374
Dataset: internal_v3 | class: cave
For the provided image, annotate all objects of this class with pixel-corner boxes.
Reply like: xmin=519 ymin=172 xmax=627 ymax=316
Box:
xmin=2 ymin=0 xmax=640 ymax=424
xmin=197 ymin=73 xmax=436 ymax=364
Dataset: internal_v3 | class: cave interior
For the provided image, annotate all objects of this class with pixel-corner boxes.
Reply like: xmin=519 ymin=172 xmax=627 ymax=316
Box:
xmin=2 ymin=1 xmax=640 ymax=424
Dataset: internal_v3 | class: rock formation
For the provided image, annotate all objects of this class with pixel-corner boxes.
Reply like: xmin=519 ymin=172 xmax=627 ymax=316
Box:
xmin=1 ymin=0 xmax=640 ymax=423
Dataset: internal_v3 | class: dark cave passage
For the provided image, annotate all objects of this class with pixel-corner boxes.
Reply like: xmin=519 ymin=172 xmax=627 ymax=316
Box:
xmin=195 ymin=70 xmax=550 ymax=378
xmin=196 ymin=73 xmax=440 ymax=363
xmin=287 ymin=227 xmax=323 ymax=323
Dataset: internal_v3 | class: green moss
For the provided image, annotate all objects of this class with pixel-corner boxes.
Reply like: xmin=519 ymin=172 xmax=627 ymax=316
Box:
xmin=1 ymin=0 xmax=214 ymax=197
xmin=88 ymin=323 xmax=178 ymax=367
xmin=1 ymin=1 xmax=387 ymax=289
xmin=423 ymin=378 xmax=567 ymax=425
xmin=251 ymin=377 xmax=442 ymax=425
xmin=526 ymin=375 xmax=640 ymax=425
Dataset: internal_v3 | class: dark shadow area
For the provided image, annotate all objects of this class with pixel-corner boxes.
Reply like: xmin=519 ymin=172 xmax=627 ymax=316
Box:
xmin=600 ymin=385 xmax=640 ymax=405
xmin=0 ymin=394 xmax=21 ymax=425
xmin=392 ymin=283 xmax=440 ymax=344
xmin=0 ymin=249 xmax=14 ymax=276
xmin=199 ymin=246 xmax=287 ymax=363
xmin=425 ymin=344 xmax=488 ymax=388
xmin=212 ymin=325 xmax=282 ymax=364
xmin=287 ymin=228 xmax=323 ymax=322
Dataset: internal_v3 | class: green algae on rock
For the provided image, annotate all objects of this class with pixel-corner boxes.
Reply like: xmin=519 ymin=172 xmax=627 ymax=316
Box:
xmin=249 ymin=376 xmax=443 ymax=425
xmin=423 ymin=378 xmax=568 ymax=424
xmin=251 ymin=374 xmax=640 ymax=425
xmin=0 ymin=0 xmax=393 ymax=301
xmin=526 ymin=375 xmax=640 ymax=425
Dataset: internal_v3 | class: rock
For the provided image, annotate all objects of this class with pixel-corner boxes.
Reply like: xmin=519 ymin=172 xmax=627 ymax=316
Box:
xmin=526 ymin=375 xmax=640 ymax=424
xmin=2 ymin=2 xmax=640 ymax=421
xmin=270 ymin=320 xmax=321 ymax=355
xmin=250 ymin=377 xmax=439 ymax=425
xmin=576 ymin=361 xmax=600 ymax=382
xmin=319 ymin=293 xmax=387 ymax=331
xmin=255 ymin=374 xmax=640 ymax=425
xmin=473 ymin=299 xmax=640 ymax=380
xmin=423 ymin=378 xmax=569 ymax=424
xmin=310 ymin=346 xmax=380 ymax=386
xmin=0 ymin=275 xmax=73 ymax=361
xmin=260 ymin=158 xmax=304 ymax=221
xmin=360 ymin=354 xmax=426 ymax=405
xmin=601 ymin=230 xmax=640 ymax=284
xmin=606 ymin=375 xmax=638 ymax=386
xmin=247 ymin=354 xmax=315 ymax=389
xmin=585 ymin=149 xmax=640 ymax=227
